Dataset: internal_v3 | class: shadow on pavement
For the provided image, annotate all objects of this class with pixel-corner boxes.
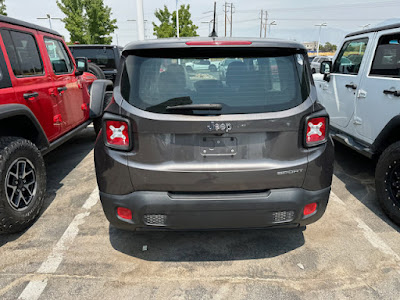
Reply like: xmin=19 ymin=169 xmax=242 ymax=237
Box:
xmin=334 ymin=142 xmax=400 ymax=232
xmin=109 ymin=226 xmax=305 ymax=261
xmin=0 ymin=127 xmax=96 ymax=246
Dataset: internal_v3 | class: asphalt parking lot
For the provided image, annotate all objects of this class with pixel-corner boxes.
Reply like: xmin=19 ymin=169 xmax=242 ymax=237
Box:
xmin=1 ymin=127 xmax=400 ymax=300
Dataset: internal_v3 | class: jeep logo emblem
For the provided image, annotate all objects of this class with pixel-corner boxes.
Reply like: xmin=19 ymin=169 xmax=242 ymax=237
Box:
xmin=207 ymin=122 xmax=232 ymax=132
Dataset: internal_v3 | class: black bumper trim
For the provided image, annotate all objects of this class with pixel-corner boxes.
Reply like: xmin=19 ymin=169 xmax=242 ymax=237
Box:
xmin=99 ymin=187 xmax=331 ymax=231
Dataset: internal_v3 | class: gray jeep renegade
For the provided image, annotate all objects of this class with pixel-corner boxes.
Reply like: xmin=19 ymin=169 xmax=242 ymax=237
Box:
xmin=92 ymin=38 xmax=334 ymax=231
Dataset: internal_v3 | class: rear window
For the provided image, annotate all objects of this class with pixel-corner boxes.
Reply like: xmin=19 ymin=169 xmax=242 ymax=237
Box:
xmin=70 ymin=47 xmax=116 ymax=70
xmin=120 ymin=49 xmax=311 ymax=115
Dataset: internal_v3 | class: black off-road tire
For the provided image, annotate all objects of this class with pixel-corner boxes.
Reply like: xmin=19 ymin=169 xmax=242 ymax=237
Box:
xmin=375 ymin=141 xmax=400 ymax=225
xmin=88 ymin=62 xmax=105 ymax=79
xmin=0 ymin=137 xmax=46 ymax=233
xmin=93 ymin=91 xmax=113 ymax=136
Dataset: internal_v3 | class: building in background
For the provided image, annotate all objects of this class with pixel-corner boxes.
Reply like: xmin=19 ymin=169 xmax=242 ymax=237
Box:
xmin=303 ymin=41 xmax=318 ymax=52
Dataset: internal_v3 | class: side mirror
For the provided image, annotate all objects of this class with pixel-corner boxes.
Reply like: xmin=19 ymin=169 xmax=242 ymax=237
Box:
xmin=320 ymin=61 xmax=332 ymax=82
xmin=75 ymin=57 xmax=88 ymax=76
xmin=320 ymin=61 xmax=332 ymax=74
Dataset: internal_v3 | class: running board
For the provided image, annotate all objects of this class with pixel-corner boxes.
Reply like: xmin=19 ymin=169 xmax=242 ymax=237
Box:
xmin=41 ymin=120 xmax=92 ymax=155
xmin=332 ymin=133 xmax=374 ymax=158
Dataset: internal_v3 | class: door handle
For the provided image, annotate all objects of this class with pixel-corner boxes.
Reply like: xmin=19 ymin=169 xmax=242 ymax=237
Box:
xmin=57 ymin=86 xmax=68 ymax=93
xmin=383 ymin=89 xmax=400 ymax=97
xmin=345 ymin=83 xmax=357 ymax=90
xmin=23 ymin=92 xmax=39 ymax=100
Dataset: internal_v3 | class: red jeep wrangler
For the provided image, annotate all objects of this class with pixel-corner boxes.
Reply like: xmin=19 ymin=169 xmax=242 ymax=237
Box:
xmin=0 ymin=15 xmax=97 ymax=233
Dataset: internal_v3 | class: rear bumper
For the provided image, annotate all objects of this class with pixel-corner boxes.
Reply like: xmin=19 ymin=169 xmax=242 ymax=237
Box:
xmin=99 ymin=186 xmax=331 ymax=231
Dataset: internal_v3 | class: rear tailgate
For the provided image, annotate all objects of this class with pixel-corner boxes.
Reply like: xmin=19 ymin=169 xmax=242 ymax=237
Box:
xmin=121 ymin=101 xmax=312 ymax=192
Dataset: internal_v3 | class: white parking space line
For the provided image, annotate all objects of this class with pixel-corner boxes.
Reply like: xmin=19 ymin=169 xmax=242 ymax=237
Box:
xmin=17 ymin=188 xmax=99 ymax=300
xmin=331 ymin=192 xmax=400 ymax=273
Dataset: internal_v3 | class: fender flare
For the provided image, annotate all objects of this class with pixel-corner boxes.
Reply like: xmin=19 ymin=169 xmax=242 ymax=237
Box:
xmin=89 ymin=79 xmax=114 ymax=119
xmin=372 ymin=115 xmax=400 ymax=154
xmin=0 ymin=104 xmax=49 ymax=150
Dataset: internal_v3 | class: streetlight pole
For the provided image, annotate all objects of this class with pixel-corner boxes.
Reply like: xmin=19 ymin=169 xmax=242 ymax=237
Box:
xmin=268 ymin=21 xmax=277 ymax=36
xmin=315 ymin=23 xmax=327 ymax=56
xmin=176 ymin=0 xmax=180 ymax=38
xmin=37 ymin=14 xmax=61 ymax=30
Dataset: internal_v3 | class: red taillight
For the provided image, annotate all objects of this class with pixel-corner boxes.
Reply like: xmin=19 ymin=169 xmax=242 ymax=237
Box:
xmin=105 ymin=120 xmax=130 ymax=148
xmin=306 ymin=117 xmax=327 ymax=146
xmin=117 ymin=207 xmax=132 ymax=220
xmin=186 ymin=41 xmax=252 ymax=46
xmin=303 ymin=203 xmax=317 ymax=216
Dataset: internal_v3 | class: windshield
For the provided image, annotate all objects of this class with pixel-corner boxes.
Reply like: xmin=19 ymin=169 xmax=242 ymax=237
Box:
xmin=70 ymin=47 xmax=116 ymax=70
xmin=120 ymin=50 xmax=311 ymax=115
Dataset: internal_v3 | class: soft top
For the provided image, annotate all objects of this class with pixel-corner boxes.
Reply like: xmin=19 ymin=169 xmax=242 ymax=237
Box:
xmin=123 ymin=37 xmax=306 ymax=53
xmin=346 ymin=22 xmax=400 ymax=38
xmin=0 ymin=15 xmax=61 ymax=37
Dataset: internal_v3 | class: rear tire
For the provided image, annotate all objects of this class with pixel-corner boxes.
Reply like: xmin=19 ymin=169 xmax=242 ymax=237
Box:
xmin=375 ymin=141 xmax=400 ymax=225
xmin=312 ymin=68 xmax=316 ymax=74
xmin=209 ymin=65 xmax=217 ymax=72
xmin=88 ymin=63 xmax=105 ymax=79
xmin=0 ymin=137 xmax=46 ymax=233
xmin=93 ymin=91 xmax=113 ymax=136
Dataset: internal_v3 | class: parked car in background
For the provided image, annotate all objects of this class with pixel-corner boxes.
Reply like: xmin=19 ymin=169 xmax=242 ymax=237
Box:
xmin=185 ymin=59 xmax=219 ymax=72
xmin=92 ymin=38 xmax=334 ymax=232
xmin=0 ymin=15 xmax=97 ymax=233
xmin=314 ymin=22 xmax=400 ymax=225
xmin=311 ymin=56 xmax=333 ymax=73
xmin=69 ymin=44 xmax=122 ymax=83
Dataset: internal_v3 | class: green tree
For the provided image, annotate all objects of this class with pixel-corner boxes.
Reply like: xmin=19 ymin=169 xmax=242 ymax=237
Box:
xmin=319 ymin=42 xmax=337 ymax=52
xmin=85 ymin=0 xmax=117 ymax=44
xmin=57 ymin=0 xmax=117 ymax=44
xmin=153 ymin=4 xmax=198 ymax=38
xmin=0 ymin=0 xmax=7 ymax=16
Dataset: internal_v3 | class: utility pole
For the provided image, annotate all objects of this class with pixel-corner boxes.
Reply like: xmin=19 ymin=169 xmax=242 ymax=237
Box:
xmin=259 ymin=10 xmax=263 ymax=38
xmin=223 ymin=2 xmax=234 ymax=37
xmin=230 ymin=3 xmax=234 ymax=37
xmin=136 ymin=0 xmax=145 ymax=40
xmin=224 ymin=2 xmax=227 ymax=37
xmin=264 ymin=11 xmax=268 ymax=38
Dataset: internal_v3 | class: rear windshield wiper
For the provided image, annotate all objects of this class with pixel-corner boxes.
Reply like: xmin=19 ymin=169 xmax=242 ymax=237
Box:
xmin=166 ymin=104 xmax=222 ymax=111
xmin=146 ymin=97 xmax=193 ymax=113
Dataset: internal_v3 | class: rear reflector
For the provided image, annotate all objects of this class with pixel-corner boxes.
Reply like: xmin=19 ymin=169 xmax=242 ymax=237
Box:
xmin=105 ymin=120 xmax=130 ymax=148
xmin=303 ymin=203 xmax=317 ymax=216
xmin=186 ymin=41 xmax=252 ymax=46
xmin=306 ymin=117 xmax=327 ymax=146
xmin=117 ymin=207 xmax=132 ymax=220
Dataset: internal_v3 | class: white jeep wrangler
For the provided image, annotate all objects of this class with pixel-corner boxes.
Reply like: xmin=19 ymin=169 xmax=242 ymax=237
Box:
xmin=314 ymin=22 xmax=400 ymax=225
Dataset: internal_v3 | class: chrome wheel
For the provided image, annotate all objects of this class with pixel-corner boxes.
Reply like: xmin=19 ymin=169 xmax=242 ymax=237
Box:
xmin=5 ymin=158 xmax=37 ymax=211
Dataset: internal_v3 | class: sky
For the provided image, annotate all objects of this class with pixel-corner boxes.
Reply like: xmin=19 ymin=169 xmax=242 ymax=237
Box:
xmin=5 ymin=0 xmax=400 ymax=47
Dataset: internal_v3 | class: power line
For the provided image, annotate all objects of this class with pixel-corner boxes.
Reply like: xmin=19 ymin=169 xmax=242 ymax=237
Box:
xmin=235 ymin=0 xmax=400 ymax=13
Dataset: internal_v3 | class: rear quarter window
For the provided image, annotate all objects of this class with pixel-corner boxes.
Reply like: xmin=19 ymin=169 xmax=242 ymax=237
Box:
xmin=1 ymin=29 xmax=44 ymax=77
xmin=120 ymin=48 xmax=311 ymax=115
